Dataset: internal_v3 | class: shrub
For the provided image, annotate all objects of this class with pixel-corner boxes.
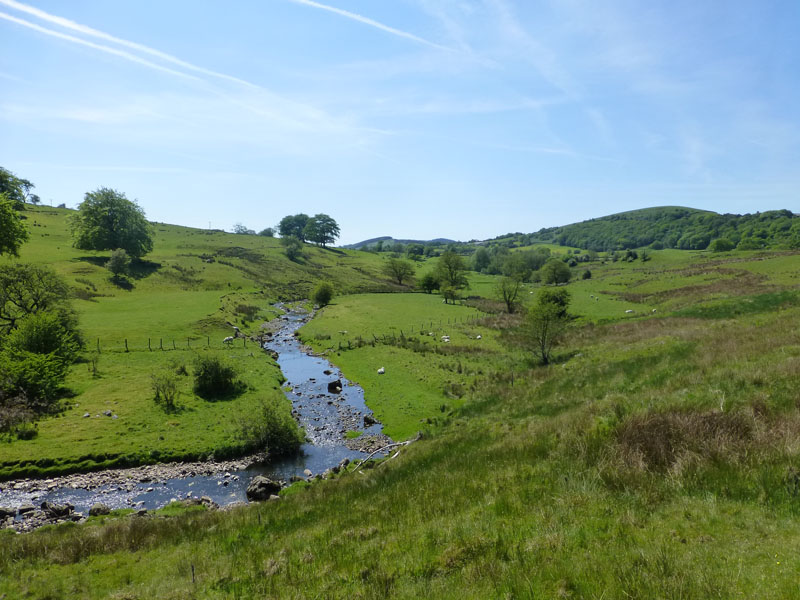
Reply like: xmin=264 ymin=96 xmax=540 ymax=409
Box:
xmin=0 ymin=350 xmax=68 ymax=413
xmin=313 ymin=282 xmax=334 ymax=307
xmin=151 ymin=370 xmax=180 ymax=411
xmin=4 ymin=310 xmax=81 ymax=362
xmin=708 ymin=238 xmax=735 ymax=252
xmin=193 ymin=354 xmax=241 ymax=399
xmin=582 ymin=269 xmax=592 ymax=280
xmin=236 ymin=398 xmax=303 ymax=456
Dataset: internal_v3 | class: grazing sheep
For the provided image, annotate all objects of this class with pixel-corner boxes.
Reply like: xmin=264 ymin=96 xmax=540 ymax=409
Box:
xmin=652 ymin=309 xmax=657 ymax=313
xmin=223 ymin=336 xmax=234 ymax=345
xmin=377 ymin=367 xmax=385 ymax=375
xmin=625 ymin=310 xmax=634 ymax=314
xmin=476 ymin=335 xmax=482 ymax=340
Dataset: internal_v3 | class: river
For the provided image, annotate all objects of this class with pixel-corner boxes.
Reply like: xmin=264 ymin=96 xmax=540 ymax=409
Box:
xmin=0 ymin=305 xmax=388 ymax=530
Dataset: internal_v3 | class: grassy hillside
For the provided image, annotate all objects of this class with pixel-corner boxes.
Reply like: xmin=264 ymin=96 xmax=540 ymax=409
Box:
xmin=2 ymin=245 xmax=800 ymax=598
xmin=0 ymin=206 xmax=399 ymax=479
xmin=526 ymin=206 xmax=800 ymax=252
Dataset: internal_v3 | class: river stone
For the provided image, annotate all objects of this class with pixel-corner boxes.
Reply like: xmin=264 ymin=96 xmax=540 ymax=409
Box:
xmin=327 ymin=379 xmax=342 ymax=393
xmin=89 ymin=503 xmax=111 ymax=517
xmin=41 ymin=501 xmax=74 ymax=519
xmin=364 ymin=414 xmax=379 ymax=426
xmin=0 ymin=507 xmax=14 ymax=519
xmin=246 ymin=476 xmax=281 ymax=501
xmin=18 ymin=504 xmax=36 ymax=515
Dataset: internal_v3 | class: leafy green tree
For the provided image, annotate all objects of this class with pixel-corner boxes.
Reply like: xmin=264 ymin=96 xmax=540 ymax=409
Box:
xmin=233 ymin=223 xmax=256 ymax=235
xmin=435 ymin=251 xmax=469 ymax=289
xmin=418 ymin=272 xmax=439 ymax=294
xmin=0 ymin=263 xmax=71 ymax=334
xmin=0 ymin=166 xmax=35 ymax=210
xmin=278 ymin=214 xmax=310 ymax=241
xmin=383 ymin=258 xmax=415 ymax=285
xmin=302 ymin=214 xmax=340 ymax=247
xmin=4 ymin=310 xmax=81 ymax=362
xmin=582 ymin=269 xmax=592 ymax=280
xmin=495 ymin=276 xmax=522 ymax=313
xmin=258 ymin=227 xmax=275 ymax=237
xmin=472 ymin=247 xmax=490 ymax=272
xmin=406 ymin=244 xmax=424 ymax=261
xmin=524 ymin=288 xmax=572 ymax=365
xmin=540 ymin=259 xmax=571 ymax=285
xmin=71 ymin=188 xmax=154 ymax=258
xmin=0 ymin=193 xmax=28 ymax=256
xmin=280 ymin=236 xmax=303 ymax=261
xmin=313 ymin=282 xmax=334 ymax=307
xmin=107 ymin=248 xmax=131 ymax=281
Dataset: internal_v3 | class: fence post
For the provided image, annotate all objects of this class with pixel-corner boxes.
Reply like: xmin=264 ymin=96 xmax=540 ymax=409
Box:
xmin=96 ymin=338 xmax=100 ymax=352
xmin=172 ymin=339 xmax=176 ymax=350
xmin=148 ymin=338 xmax=151 ymax=351
xmin=124 ymin=339 xmax=128 ymax=352
xmin=187 ymin=337 xmax=190 ymax=349
xmin=160 ymin=338 xmax=163 ymax=350
xmin=207 ymin=336 xmax=209 ymax=347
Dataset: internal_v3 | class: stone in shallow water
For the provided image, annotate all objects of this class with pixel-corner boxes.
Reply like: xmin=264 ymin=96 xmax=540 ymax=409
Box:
xmin=246 ymin=476 xmax=281 ymax=501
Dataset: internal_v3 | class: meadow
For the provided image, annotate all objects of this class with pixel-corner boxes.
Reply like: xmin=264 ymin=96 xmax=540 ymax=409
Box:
xmin=2 ymin=206 xmax=800 ymax=598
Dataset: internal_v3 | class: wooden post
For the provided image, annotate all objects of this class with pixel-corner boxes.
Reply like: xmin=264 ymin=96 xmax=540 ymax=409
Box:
xmin=148 ymin=338 xmax=151 ymax=351
xmin=96 ymin=338 xmax=100 ymax=352
xmin=160 ymin=338 xmax=163 ymax=350
xmin=187 ymin=337 xmax=190 ymax=348
xmin=124 ymin=339 xmax=128 ymax=352
xmin=207 ymin=336 xmax=209 ymax=347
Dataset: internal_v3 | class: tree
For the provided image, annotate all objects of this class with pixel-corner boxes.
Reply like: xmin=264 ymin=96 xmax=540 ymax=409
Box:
xmin=472 ymin=247 xmax=490 ymax=272
xmin=540 ymin=259 xmax=571 ymax=285
xmin=313 ymin=282 xmax=334 ymax=307
xmin=278 ymin=214 xmax=310 ymax=241
xmin=0 ymin=193 xmax=29 ymax=256
xmin=383 ymin=258 xmax=415 ymax=286
xmin=280 ymin=236 xmax=303 ymax=261
xmin=435 ymin=251 xmax=469 ymax=289
xmin=258 ymin=227 xmax=275 ymax=237
xmin=0 ymin=166 xmax=35 ymax=210
xmin=233 ymin=223 xmax=256 ymax=235
xmin=304 ymin=214 xmax=340 ymax=247
xmin=0 ymin=263 xmax=72 ymax=335
xmin=107 ymin=248 xmax=131 ymax=280
xmin=582 ymin=269 xmax=592 ymax=280
xmin=495 ymin=276 xmax=523 ymax=313
xmin=71 ymin=188 xmax=154 ymax=258
xmin=523 ymin=288 xmax=571 ymax=365
xmin=418 ymin=272 xmax=439 ymax=294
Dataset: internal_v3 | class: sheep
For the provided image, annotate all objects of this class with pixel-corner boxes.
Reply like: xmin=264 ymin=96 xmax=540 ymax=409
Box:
xmin=476 ymin=335 xmax=482 ymax=340
xmin=223 ymin=336 xmax=234 ymax=346
xmin=624 ymin=310 xmax=634 ymax=314
xmin=377 ymin=367 xmax=385 ymax=375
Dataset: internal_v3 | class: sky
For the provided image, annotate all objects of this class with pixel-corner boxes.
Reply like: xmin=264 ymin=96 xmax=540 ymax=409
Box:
xmin=0 ymin=0 xmax=798 ymax=245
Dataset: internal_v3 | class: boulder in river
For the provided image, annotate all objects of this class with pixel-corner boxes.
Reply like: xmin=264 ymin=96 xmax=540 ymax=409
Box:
xmin=41 ymin=501 xmax=74 ymax=519
xmin=364 ymin=414 xmax=379 ymax=426
xmin=0 ymin=507 xmax=14 ymax=519
xmin=327 ymin=379 xmax=343 ymax=394
xmin=246 ymin=475 xmax=281 ymax=501
xmin=89 ymin=503 xmax=111 ymax=517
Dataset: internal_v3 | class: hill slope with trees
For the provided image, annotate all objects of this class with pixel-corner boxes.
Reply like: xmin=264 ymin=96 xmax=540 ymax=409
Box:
xmin=526 ymin=206 xmax=800 ymax=251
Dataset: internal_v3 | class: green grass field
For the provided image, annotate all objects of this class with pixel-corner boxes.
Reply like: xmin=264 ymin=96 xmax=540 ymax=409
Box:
xmin=3 ymin=207 xmax=800 ymax=598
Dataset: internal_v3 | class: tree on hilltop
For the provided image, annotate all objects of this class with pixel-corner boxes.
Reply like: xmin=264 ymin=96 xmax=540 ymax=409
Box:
xmin=278 ymin=214 xmax=310 ymax=241
xmin=70 ymin=188 xmax=154 ymax=259
xmin=304 ymin=214 xmax=340 ymax=247
xmin=0 ymin=166 xmax=35 ymax=210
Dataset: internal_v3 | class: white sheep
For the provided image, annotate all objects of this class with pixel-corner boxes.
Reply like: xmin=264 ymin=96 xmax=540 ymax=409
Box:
xmin=625 ymin=310 xmax=634 ymax=314
xmin=223 ymin=336 xmax=234 ymax=345
xmin=476 ymin=335 xmax=482 ymax=340
xmin=377 ymin=367 xmax=385 ymax=375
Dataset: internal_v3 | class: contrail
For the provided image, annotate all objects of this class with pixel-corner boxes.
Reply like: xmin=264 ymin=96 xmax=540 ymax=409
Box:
xmin=0 ymin=0 xmax=258 ymax=88
xmin=286 ymin=0 xmax=452 ymax=52
xmin=0 ymin=11 xmax=200 ymax=81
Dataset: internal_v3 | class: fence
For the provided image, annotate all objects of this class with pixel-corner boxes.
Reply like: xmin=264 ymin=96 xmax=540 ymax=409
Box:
xmin=89 ymin=335 xmax=254 ymax=354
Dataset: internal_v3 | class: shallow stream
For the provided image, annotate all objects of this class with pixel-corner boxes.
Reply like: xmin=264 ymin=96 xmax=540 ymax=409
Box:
xmin=0 ymin=306 xmax=386 ymax=524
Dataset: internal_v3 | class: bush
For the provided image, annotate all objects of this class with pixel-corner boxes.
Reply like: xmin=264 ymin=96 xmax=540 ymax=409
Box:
xmin=313 ymin=282 xmax=334 ymax=307
xmin=151 ymin=370 xmax=180 ymax=411
xmin=4 ymin=310 xmax=81 ymax=361
xmin=708 ymin=238 xmax=735 ymax=252
xmin=236 ymin=398 xmax=304 ymax=456
xmin=0 ymin=350 xmax=68 ymax=413
xmin=193 ymin=354 xmax=241 ymax=399
xmin=582 ymin=269 xmax=592 ymax=280
xmin=107 ymin=248 xmax=131 ymax=279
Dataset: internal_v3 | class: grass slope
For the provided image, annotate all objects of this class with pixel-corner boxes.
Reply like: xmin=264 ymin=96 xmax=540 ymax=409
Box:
xmin=0 ymin=207 xmax=400 ymax=479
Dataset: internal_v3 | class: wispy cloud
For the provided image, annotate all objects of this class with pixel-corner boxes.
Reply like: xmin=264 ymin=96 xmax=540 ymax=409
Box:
xmin=0 ymin=0 xmax=259 ymax=88
xmin=0 ymin=11 xmax=200 ymax=81
xmin=286 ymin=0 xmax=453 ymax=52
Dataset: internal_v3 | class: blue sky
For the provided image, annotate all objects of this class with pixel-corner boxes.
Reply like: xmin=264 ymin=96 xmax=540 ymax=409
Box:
xmin=1 ymin=0 xmax=798 ymax=244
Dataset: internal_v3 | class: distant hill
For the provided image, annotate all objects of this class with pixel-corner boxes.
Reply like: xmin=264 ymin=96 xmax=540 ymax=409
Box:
xmin=343 ymin=236 xmax=457 ymax=250
xmin=526 ymin=206 xmax=800 ymax=252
